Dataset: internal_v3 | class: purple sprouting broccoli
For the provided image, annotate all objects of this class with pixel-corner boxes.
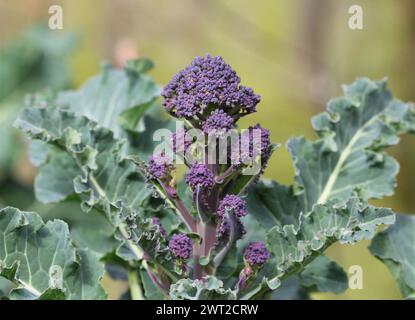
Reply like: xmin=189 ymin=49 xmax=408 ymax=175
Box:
xmin=216 ymin=195 xmax=248 ymax=240
xmin=171 ymin=128 xmax=193 ymax=154
xmin=217 ymin=194 xmax=247 ymax=219
xmin=243 ymin=241 xmax=270 ymax=268
xmin=143 ymin=54 xmax=273 ymax=286
xmin=252 ymin=124 xmax=272 ymax=161
xmin=234 ymin=86 xmax=261 ymax=114
xmin=169 ymin=233 xmax=193 ymax=260
xmin=146 ymin=151 xmax=174 ymax=181
xmin=185 ymin=163 xmax=215 ymax=190
xmin=162 ymin=54 xmax=260 ymax=118
xmin=202 ymin=109 xmax=235 ymax=135
xmin=237 ymin=242 xmax=270 ymax=292
xmin=169 ymin=233 xmax=193 ymax=274
xmin=231 ymin=124 xmax=271 ymax=167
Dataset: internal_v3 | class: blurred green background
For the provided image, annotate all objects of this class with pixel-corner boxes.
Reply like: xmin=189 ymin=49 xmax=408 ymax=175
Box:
xmin=1 ymin=0 xmax=414 ymax=299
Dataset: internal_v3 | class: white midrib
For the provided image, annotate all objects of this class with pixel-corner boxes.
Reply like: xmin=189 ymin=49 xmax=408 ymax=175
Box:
xmin=88 ymin=174 xmax=144 ymax=261
xmin=317 ymin=116 xmax=377 ymax=205
xmin=18 ymin=280 xmax=42 ymax=298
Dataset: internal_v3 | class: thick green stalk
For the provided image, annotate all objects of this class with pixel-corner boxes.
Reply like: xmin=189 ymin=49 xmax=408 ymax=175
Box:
xmin=127 ymin=270 xmax=144 ymax=300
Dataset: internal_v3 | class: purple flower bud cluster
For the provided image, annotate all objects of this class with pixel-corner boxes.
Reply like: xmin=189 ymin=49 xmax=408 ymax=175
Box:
xmin=162 ymin=54 xmax=260 ymax=119
xmin=230 ymin=124 xmax=271 ymax=166
xmin=202 ymin=109 xmax=235 ymax=134
xmin=146 ymin=152 xmax=174 ymax=181
xmin=235 ymin=86 xmax=261 ymax=114
xmin=216 ymin=195 xmax=247 ymax=239
xmin=243 ymin=242 xmax=270 ymax=267
xmin=185 ymin=164 xmax=215 ymax=190
xmin=217 ymin=194 xmax=247 ymax=219
xmin=253 ymin=123 xmax=271 ymax=160
xmin=252 ymin=124 xmax=271 ymax=160
xmin=169 ymin=233 xmax=193 ymax=260
xmin=171 ymin=128 xmax=193 ymax=154
xmin=237 ymin=241 xmax=269 ymax=292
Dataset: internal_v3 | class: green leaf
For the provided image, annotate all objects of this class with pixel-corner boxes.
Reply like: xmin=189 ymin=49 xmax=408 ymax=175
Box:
xmin=248 ymin=79 xmax=415 ymax=234
xmin=56 ymin=60 xmax=161 ymax=137
xmin=0 ymin=207 xmax=106 ymax=300
xmin=65 ymin=248 xmax=107 ymax=299
xmin=369 ymin=214 xmax=415 ymax=299
xmin=70 ymin=220 xmax=119 ymax=258
xmin=118 ymin=99 xmax=157 ymax=132
xmin=17 ymin=57 xmax=166 ymax=205
xmin=289 ymin=79 xmax=415 ymax=210
xmin=125 ymin=58 xmax=155 ymax=75
xmin=38 ymin=288 xmax=66 ymax=300
xmin=242 ymin=198 xmax=394 ymax=299
xmin=28 ymin=140 xmax=49 ymax=167
xmin=0 ymin=106 xmax=20 ymax=171
xmin=0 ymin=25 xmax=77 ymax=173
xmin=242 ymin=80 xmax=413 ymax=298
xmin=15 ymin=105 xmax=180 ymax=282
xmin=247 ymin=180 xmax=304 ymax=229
xmin=170 ymin=276 xmax=236 ymax=300
xmin=299 ymin=255 xmax=348 ymax=294
xmin=140 ymin=269 xmax=165 ymax=300
xmin=126 ymin=114 xmax=177 ymax=159
xmin=267 ymin=198 xmax=394 ymax=281
xmin=128 ymin=218 xmax=178 ymax=281
xmin=0 ymin=276 xmax=14 ymax=298
xmin=14 ymin=107 xmax=151 ymax=221
xmin=262 ymin=277 xmax=310 ymax=300
xmin=34 ymin=152 xmax=78 ymax=203
xmin=0 ymin=24 xmax=77 ymax=102
xmin=215 ymin=245 xmax=239 ymax=280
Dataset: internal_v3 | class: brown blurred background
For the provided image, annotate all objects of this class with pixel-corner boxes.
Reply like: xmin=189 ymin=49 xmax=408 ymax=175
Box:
xmin=1 ymin=0 xmax=414 ymax=299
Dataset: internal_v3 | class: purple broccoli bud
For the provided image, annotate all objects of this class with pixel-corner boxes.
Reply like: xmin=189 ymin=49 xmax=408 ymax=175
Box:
xmin=253 ymin=124 xmax=271 ymax=160
xmin=202 ymin=109 xmax=235 ymax=134
xmin=231 ymin=124 xmax=271 ymax=166
xmin=243 ymin=242 xmax=270 ymax=267
xmin=217 ymin=194 xmax=247 ymax=220
xmin=185 ymin=163 xmax=215 ymax=190
xmin=237 ymin=242 xmax=270 ymax=292
xmin=235 ymin=86 xmax=261 ymax=114
xmin=171 ymin=128 xmax=193 ymax=154
xmin=146 ymin=152 xmax=174 ymax=181
xmin=169 ymin=233 xmax=193 ymax=260
xmin=216 ymin=195 xmax=247 ymax=241
xmin=162 ymin=54 xmax=260 ymax=118
xmin=249 ymin=124 xmax=272 ymax=180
